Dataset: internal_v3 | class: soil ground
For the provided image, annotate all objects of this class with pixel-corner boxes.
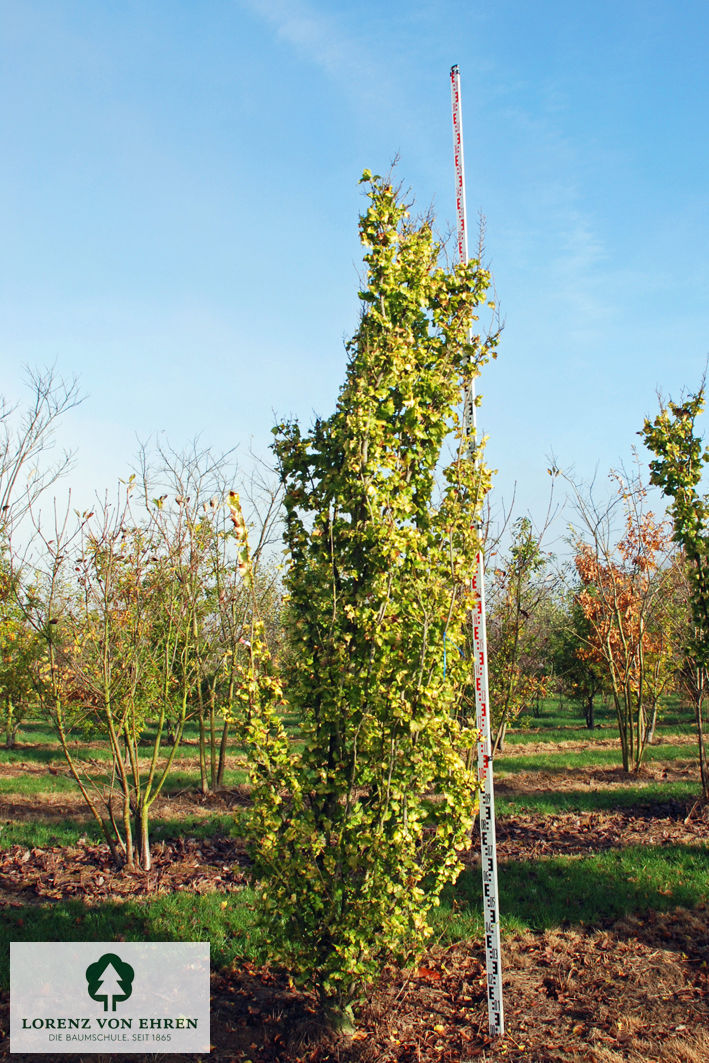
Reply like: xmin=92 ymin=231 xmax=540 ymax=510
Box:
xmin=1 ymin=751 xmax=708 ymax=1062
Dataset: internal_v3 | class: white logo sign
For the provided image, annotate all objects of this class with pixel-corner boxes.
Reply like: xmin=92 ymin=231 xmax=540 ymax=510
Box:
xmin=11 ymin=942 xmax=210 ymax=1054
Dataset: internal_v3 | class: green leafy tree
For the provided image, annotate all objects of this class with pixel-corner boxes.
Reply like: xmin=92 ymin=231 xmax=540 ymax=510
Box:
xmin=552 ymin=594 xmax=607 ymax=729
xmin=641 ymin=390 xmax=709 ymax=797
xmin=245 ymin=171 xmax=498 ymax=1022
xmin=486 ymin=516 xmax=550 ymax=750
xmin=0 ymin=557 xmax=42 ymax=747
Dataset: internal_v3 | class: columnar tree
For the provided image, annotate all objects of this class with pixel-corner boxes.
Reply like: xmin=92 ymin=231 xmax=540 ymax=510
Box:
xmin=247 ymin=172 xmax=498 ymax=1020
xmin=642 ymin=390 xmax=709 ymax=798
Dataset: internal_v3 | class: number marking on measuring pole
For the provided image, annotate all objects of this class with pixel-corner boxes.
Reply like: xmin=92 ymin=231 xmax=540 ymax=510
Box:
xmin=450 ymin=62 xmax=505 ymax=1040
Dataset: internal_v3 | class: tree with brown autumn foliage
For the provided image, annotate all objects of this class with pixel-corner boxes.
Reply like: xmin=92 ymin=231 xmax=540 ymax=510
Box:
xmin=572 ymin=476 xmax=674 ymax=772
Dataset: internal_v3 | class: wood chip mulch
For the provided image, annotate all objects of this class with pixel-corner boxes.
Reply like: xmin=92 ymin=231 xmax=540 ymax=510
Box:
xmin=488 ymin=802 xmax=709 ymax=861
xmin=0 ymin=835 xmax=248 ymax=904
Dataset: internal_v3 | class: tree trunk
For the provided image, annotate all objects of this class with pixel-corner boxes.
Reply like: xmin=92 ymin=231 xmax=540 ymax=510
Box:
xmin=585 ymin=695 xmax=595 ymax=730
xmin=209 ymin=693 xmax=218 ymax=790
xmin=198 ymin=712 xmax=208 ymax=795
xmin=613 ymin=691 xmax=630 ymax=772
xmin=645 ymin=700 xmax=659 ymax=745
xmin=696 ymin=692 xmax=709 ymax=801
xmin=492 ymin=720 xmax=507 ymax=756
xmin=216 ymin=720 xmax=229 ymax=789
xmin=633 ymin=699 xmax=649 ymax=773
xmin=4 ymin=697 xmax=16 ymax=748
xmin=320 ymin=994 xmax=356 ymax=1035
xmin=122 ymin=791 xmax=135 ymax=870
xmin=135 ymin=804 xmax=151 ymax=872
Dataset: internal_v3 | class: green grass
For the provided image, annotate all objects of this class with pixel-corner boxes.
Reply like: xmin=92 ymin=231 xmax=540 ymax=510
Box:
xmin=0 ymin=818 xmax=102 ymax=849
xmin=150 ymin=814 xmax=240 ymax=842
xmin=503 ymin=726 xmax=612 ymax=746
xmin=502 ymin=724 xmax=697 ymax=747
xmin=4 ymin=720 xmax=57 ymax=744
xmin=0 ymin=744 xmax=69 ymax=766
xmin=0 ymin=813 xmax=239 ymax=850
xmin=495 ymin=779 xmax=702 ymax=815
xmin=0 ymin=889 xmax=262 ymax=988
xmin=8 ymin=695 xmax=695 ymax=750
xmin=433 ymin=843 xmax=709 ymax=942
xmin=501 ymin=695 xmax=698 ymax=745
xmin=161 ymin=767 xmax=249 ymax=793
xmin=0 ymin=772 xmax=77 ymax=794
xmin=0 ymin=769 xmax=246 ymax=798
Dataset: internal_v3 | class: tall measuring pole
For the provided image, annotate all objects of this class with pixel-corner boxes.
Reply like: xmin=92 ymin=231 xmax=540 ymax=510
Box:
xmin=450 ymin=63 xmax=505 ymax=1039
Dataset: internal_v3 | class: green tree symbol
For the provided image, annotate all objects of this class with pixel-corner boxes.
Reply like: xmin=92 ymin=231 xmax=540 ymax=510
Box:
xmin=85 ymin=953 xmax=134 ymax=1012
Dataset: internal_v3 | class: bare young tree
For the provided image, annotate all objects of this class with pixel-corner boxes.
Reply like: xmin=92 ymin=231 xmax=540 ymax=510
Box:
xmin=0 ymin=368 xmax=82 ymax=747
xmin=0 ymin=367 xmax=82 ymax=534
xmin=137 ymin=440 xmax=283 ymax=793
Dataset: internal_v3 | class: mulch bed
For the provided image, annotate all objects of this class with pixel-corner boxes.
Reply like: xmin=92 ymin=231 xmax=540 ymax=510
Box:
xmin=0 ymin=791 xmax=708 ymax=1061
xmin=490 ymin=803 xmax=709 ymax=861
xmin=0 ymin=835 xmax=248 ymax=904
xmin=1 ymin=909 xmax=708 ymax=1062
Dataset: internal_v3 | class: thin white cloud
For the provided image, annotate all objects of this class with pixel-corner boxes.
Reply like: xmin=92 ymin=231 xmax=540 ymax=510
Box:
xmin=238 ymin=0 xmax=385 ymax=100
xmin=488 ymin=97 xmax=611 ymax=347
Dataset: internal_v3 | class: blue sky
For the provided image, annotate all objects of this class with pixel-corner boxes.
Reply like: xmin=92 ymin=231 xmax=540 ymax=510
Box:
xmin=1 ymin=0 xmax=708 ymax=537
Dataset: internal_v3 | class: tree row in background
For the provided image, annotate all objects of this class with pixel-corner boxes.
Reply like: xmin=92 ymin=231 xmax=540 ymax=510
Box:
xmin=1 ymin=419 xmax=282 ymax=870
xmin=2 ymin=178 xmax=709 ymax=1020
xmin=1 ymin=379 xmax=706 ymax=847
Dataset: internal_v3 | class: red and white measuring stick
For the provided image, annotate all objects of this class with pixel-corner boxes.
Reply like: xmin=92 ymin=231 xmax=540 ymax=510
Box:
xmin=450 ymin=63 xmax=505 ymax=1040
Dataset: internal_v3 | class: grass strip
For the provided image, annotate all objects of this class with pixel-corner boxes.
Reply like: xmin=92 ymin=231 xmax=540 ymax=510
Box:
xmin=0 ymin=819 xmax=102 ymax=849
xmin=433 ymin=843 xmax=709 ymax=941
xmin=496 ymin=742 xmax=700 ymax=773
xmin=0 ymin=889 xmax=262 ymax=988
xmin=495 ymin=779 xmax=702 ymax=815
xmin=0 ymin=773 xmax=77 ymax=795
xmin=161 ymin=768 xmax=248 ymax=792
xmin=0 ymin=814 xmax=239 ymax=850
xmin=0 ymin=768 xmax=248 ymax=798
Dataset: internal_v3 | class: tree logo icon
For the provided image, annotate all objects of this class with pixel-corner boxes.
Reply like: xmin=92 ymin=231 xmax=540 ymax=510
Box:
xmin=85 ymin=953 xmax=135 ymax=1012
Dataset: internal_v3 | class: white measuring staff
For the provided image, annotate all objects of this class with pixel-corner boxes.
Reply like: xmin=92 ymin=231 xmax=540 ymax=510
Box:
xmin=450 ymin=62 xmax=505 ymax=1040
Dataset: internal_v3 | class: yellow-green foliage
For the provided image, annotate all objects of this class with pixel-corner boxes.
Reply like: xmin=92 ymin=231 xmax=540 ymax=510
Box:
xmin=241 ymin=173 xmax=498 ymax=1010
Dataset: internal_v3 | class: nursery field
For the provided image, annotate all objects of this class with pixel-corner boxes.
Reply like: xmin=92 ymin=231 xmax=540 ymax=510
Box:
xmin=0 ymin=699 xmax=708 ymax=1063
